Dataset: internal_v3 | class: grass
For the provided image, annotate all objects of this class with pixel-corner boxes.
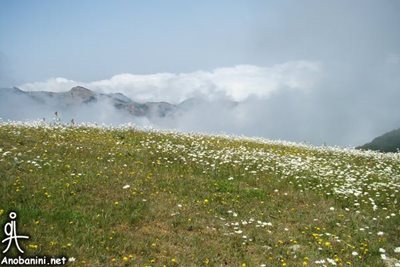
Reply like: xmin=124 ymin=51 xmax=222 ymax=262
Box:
xmin=0 ymin=123 xmax=399 ymax=266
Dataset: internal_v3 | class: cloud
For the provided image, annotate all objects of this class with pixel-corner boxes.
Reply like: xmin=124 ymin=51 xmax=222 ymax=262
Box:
xmin=18 ymin=61 xmax=321 ymax=103
xmin=12 ymin=57 xmax=400 ymax=147
xmin=18 ymin=77 xmax=78 ymax=93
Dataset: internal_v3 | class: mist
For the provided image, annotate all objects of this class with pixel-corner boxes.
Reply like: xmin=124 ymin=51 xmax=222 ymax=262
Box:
xmin=0 ymin=89 xmax=152 ymax=126
xmin=0 ymin=55 xmax=397 ymax=147
xmin=155 ymin=58 xmax=400 ymax=146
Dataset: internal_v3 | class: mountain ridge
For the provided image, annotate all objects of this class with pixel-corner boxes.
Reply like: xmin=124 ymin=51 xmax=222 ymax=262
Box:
xmin=0 ymin=86 xmax=182 ymax=120
xmin=357 ymin=128 xmax=400 ymax=152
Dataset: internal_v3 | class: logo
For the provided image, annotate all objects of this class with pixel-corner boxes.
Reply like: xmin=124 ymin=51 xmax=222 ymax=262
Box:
xmin=2 ymin=212 xmax=29 ymax=254
xmin=1 ymin=211 xmax=68 ymax=265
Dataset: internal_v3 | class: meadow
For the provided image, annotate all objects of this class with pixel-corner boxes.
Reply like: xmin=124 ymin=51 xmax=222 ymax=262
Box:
xmin=0 ymin=122 xmax=399 ymax=266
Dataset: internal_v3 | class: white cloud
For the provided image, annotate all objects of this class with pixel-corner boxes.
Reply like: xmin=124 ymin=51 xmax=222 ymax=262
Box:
xmin=19 ymin=61 xmax=321 ymax=103
xmin=19 ymin=77 xmax=78 ymax=93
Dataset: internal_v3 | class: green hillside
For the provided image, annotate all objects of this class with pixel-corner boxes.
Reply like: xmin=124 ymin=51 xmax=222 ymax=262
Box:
xmin=1 ymin=124 xmax=399 ymax=266
xmin=358 ymin=128 xmax=400 ymax=153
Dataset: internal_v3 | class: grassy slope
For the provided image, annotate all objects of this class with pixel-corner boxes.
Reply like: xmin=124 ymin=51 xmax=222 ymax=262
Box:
xmin=0 ymin=125 xmax=399 ymax=267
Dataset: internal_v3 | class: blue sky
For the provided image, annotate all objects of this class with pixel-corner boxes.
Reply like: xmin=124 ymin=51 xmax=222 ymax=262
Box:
xmin=1 ymin=0 xmax=399 ymax=86
xmin=0 ymin=0 xmax=266 ymax=84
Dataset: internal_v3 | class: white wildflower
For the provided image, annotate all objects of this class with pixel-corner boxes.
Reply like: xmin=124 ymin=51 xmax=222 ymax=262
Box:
xmin=327 ymin=258 xmax=337 ymax=265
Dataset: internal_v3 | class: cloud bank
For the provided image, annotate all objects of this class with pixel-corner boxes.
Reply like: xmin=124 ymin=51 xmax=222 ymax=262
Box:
xmin=11 ymin=57 xmax=400 ymax=147
xmin=19 ymin=61 xmax=321 ymax=103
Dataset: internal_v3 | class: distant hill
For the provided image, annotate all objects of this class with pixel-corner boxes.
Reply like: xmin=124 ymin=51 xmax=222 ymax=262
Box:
xmin=0 ymin=86 xmax=238 ymax=125
xmin=0 ymin=86 xmax=180 ymax=123
xmin=357 ymin=128 xmax=400 ymax=152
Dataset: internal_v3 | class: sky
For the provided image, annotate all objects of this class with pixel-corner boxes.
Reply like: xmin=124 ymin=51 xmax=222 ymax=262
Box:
xmin=0 ymin=0 xmax=264 ymax=84
xmin=1 ymin=0 xmax=400 ymax=146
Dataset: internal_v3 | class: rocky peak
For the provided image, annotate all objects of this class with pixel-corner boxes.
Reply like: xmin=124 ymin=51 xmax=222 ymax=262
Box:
xmin=68 ymin=86 xmax=95 ymax=101
xmin=70 ymin=86 xmax=93 ymax=95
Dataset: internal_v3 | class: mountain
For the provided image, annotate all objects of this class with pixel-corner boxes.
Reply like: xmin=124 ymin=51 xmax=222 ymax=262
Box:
xmin=0 ymin=86 xmax=179 ymax=123
xmin=357 ymin=128 xmax=400 ymax=152
xmin=26 ymin=86 xmax=97 ymax=106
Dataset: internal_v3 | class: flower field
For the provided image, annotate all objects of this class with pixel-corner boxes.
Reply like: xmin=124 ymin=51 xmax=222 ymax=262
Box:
xmin=0 ymin=122 xmax=399 ymax=266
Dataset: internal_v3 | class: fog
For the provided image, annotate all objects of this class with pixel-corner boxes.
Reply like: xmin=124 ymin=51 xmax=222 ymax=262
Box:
xmin=0 ymin=90 xmax=153 ymax=126
xmin=10 ymin=55 xmax=400 ymax=147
